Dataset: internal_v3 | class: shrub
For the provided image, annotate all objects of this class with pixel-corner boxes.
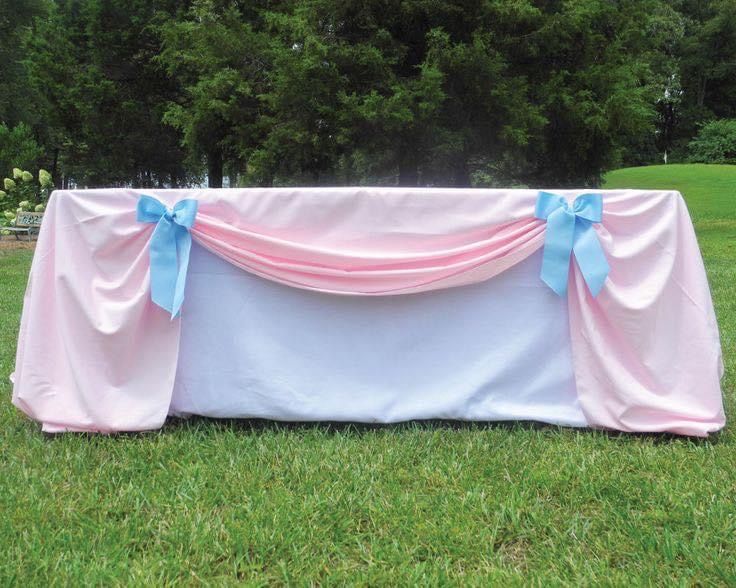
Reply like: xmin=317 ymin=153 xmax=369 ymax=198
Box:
xmin=687 ymin=119 xmax=736 ymax=164
xmin=0 ymin=168 xmax=53 ymax=227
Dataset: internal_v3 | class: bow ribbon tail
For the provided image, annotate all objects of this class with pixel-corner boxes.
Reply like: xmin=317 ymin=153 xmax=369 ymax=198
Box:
xmin=171 ymin=226 xmax=193 ymax=317
xmin=572 ymin=220 xmax=609 ymax=297
xmin=540 ymin=207 xmax=576 ymax=296
xmin=149 ymin=215 xmax=181 ymax=317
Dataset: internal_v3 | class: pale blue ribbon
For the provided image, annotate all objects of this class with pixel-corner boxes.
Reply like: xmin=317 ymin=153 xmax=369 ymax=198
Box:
xmin=534 ymin=191 xmax=609 ymax=297
xmin=137 ymin=194 xmax=198 ymax=318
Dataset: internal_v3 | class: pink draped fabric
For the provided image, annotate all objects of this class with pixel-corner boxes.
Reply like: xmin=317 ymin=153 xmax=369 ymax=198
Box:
xmin=568 ymin=191 xmax=725 ymax=436
xmin=11 ymin=187 xmax=725 ymax=435
xmin=191 ymin=187 xmax=547 ymax=294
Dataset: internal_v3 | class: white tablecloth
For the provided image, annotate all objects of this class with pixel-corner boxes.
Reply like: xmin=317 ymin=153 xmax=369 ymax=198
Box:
xmin=171 ymin=244 xmax=587 ymax=426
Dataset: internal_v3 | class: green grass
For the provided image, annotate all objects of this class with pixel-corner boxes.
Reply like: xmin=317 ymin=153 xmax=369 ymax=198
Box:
xmin=1 ymin=164 xmax=734 ymax=584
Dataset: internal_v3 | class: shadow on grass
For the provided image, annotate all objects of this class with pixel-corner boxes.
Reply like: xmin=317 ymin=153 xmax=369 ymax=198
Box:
xmin=33 ymin=414 xmax=721 ymax=445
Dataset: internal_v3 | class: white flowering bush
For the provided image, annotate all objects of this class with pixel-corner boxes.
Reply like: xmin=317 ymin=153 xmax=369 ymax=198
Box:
xmin=0 ymin=167 xmax=53 ymax=227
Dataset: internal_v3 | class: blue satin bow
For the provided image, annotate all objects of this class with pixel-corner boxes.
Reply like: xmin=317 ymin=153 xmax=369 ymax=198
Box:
xmin=137 ymin=194 xmax=198 ymax=318
xmin=534 ymin=191 xmax=609 ymax=297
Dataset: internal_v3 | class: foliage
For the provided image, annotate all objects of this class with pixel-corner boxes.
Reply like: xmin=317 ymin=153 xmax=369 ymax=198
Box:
xmin=23 ymin=0 xmax=195 ymax=187
xmin=687 ymin=118 xmax=736 ymax=164
xmin=5 ymin=0 xmax=736 ymax=186
xmin=0 ymin=0 xmax=46 ymax=128
xmin=661 ymin=0 xmax=736 ymax=158
xmin=157 ymin=1 xmax=268 ymax=187
xmin=156 ymin=0 xmax=673 ymax=187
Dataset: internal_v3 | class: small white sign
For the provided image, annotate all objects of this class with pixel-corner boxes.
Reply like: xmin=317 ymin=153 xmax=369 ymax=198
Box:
xmin=16 ymin=212 xmax=44 ymax=227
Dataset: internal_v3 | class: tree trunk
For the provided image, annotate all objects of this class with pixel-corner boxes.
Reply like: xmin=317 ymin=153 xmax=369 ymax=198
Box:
xmin=697 ymin=76 xmax=707 ymax=108
xmin=51 ymin=148 xmax=60 ymax=188
xmin=207 ymin=148 xmax=223 ymax=188
xmin=453 ymin=157 xmax=471 ymax=187
xmin=398 ymin=149 xmax=419 ymax=186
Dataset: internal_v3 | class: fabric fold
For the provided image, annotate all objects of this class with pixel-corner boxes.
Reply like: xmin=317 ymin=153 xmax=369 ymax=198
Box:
xmin=566 ymin=191 xmax=725 ymax=436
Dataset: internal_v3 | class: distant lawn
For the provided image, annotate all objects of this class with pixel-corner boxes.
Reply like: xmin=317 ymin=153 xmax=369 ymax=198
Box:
xmin=605 ymin=163 xmax=736 ymax=221
xmin=0 ymin=167 xmax=734 ymax=584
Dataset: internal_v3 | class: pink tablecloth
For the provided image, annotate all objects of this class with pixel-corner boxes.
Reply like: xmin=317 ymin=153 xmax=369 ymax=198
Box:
xmin=11 ymin=188 xmax=725 ymax=435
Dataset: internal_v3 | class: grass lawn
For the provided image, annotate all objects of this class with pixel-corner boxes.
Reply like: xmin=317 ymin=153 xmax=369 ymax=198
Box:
xmin=1 ymin=165 xmax=734 ymax=584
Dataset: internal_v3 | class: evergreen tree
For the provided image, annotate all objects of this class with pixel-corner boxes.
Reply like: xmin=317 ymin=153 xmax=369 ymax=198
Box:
xmin=26 ymin=0 xmax=193 ymax=187
xmin=0 ymin=0 xmax=46 ymax=127
xmin=10 ymin=0 xmax=726 ymax=188
xmin=672 ymin=0 xmax=736 ymax=157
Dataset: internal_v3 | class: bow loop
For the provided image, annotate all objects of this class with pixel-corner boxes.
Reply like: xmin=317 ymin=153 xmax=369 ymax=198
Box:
xmin=137 ymin=194 xmax=198 ymax=318
xmin=535 ymin=191 xmax=568 ymax=220
xmin=571 ymin=193 xmax=603 ymax=223
xmin=137 ymin=194 xmax=167 ymax=223
xmin=171 ymin=199 xmax=198 ymax=229
xmin=534 ymin=191 xmax=609 ymax=297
